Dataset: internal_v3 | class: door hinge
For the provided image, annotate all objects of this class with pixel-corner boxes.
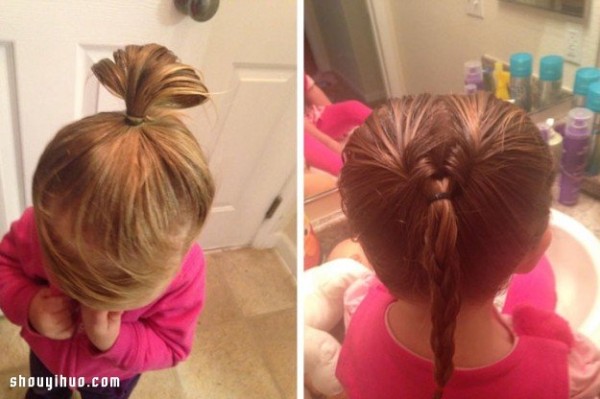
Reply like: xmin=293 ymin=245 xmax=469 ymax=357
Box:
xmin=265 ymin=195 xmax=283 ymax=219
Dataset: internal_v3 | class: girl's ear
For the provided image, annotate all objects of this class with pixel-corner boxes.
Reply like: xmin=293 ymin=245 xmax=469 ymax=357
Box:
xmin=514 ymin=225 xmax=553 ymax=274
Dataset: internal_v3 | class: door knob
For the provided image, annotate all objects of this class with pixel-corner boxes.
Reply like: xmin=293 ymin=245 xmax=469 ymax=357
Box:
xmin=174 ymin=0 xmax=219 ymax=22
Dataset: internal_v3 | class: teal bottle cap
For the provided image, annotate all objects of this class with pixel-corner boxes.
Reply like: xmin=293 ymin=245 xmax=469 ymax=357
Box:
xmin=510 ymin=53 xmax=533 ymax=78
xmin=540 ymin=55 xmax=563 ymax=81
xmin=586 ymin=81 xmax=600 ymax=112
xmin=573 ymin=67 xmax=600 ymax=95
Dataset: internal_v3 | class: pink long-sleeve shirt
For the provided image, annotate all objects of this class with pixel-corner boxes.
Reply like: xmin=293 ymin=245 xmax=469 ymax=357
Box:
xmin=338 ymin=279 xmax=600 ymax=398
xmin=0 ymin=207 xmax=205 ymax=382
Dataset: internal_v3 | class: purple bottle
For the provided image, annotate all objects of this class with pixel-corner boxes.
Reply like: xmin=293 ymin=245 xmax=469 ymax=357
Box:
xmin=559 ymin=107 xmax=593 ymax=205
xmin=464 ymin=60 xmax=484 ymax=91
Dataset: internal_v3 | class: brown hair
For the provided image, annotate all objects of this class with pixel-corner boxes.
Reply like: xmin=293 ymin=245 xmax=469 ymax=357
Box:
xmin=338 ymin=93 xmax=554 ymax=397
xmin=32 ymin=44 xmax=214 ymax=310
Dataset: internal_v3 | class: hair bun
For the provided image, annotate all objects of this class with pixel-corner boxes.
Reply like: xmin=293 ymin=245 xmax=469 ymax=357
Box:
xmin=91 ymin=43 xmax=209 ymax=120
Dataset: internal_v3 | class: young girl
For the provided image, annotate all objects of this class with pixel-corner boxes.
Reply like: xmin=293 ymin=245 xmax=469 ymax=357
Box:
xmin=336 ymin=93 xmax=600 ymax=398
xmin=0 ymin=44 xmax=214 ymax=399
xmin=304 ymin=74 xmax=371 ymax=176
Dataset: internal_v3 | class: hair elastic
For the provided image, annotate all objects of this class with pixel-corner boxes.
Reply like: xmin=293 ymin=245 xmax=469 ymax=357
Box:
xmin=429 ymin=192 xmax=452 ymax=203
xmin=125 ymin=114 xmax=145 ymax=126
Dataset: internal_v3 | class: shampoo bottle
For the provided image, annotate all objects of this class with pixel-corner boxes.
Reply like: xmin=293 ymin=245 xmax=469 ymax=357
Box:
xmin=585 ymin=82 xmax=600 ymax=175
xmin=573 ymin=67 xmax=600 ymax=107
xmin=509 ymin=53 xmax=533 ymax=112
xmin=539 ymin=55 xmax=564 ymax=109
xmin=559 ymin=108 xmax=593 ymax=205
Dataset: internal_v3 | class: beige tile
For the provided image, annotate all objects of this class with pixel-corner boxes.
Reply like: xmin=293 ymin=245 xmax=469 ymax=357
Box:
xmin=0 ymin=367 xmax=29 ymax=399
xmin=0 ymin=318 xmax=30 ymax=372
xmin=248 ymin=308 xmax=297 ymax=398
xmin=177 ymin=319 xmax=281 ymax=399
xmin=217 ymin=248 xmax=296 ymax=317
xmin=200 ymin=254 xmax=244 ymax=326
xmin=131 ymin=368 xmax=186 ymax=399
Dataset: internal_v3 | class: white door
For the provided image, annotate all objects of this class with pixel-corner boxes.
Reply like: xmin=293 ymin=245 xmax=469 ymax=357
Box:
xmin=0 ymin=0 xmax=296 ymax=249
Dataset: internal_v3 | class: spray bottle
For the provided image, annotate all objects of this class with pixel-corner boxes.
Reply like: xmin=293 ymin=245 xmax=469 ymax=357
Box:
xmin=559 ymin=108 xmax=593 ymax=205
xmin=539 ymin=55 xmax=564 ymax=109
xmin=573 ymin=67 xmax=600 ymax=107
xmin=509 ymin=53 xmax=533 ymax=112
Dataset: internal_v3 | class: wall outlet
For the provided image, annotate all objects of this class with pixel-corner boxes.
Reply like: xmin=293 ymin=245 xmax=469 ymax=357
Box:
xmin=466 ymin=0 xmax=484 ymax=19
xmin=565 ymin=26 xmax=582 ymax=64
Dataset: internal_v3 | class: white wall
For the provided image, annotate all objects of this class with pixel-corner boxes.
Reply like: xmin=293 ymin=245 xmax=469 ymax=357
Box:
xmin=389 ymin=0 xmax=600 ymax=94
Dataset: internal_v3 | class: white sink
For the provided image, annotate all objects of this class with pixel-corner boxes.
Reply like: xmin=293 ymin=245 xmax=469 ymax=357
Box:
xmin=549 ymin=209 xmax=600 ymax=345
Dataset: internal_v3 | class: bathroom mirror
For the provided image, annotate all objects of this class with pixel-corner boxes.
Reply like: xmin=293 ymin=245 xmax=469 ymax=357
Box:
xmin=500 ymin=0 xmax=586 ymax=18
xmin=304 ymin=0 xmax=600 ymax=205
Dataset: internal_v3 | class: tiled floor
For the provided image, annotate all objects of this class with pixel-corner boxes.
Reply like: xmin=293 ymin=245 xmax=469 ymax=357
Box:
xmin=0 ymin=247 xmax=297 ymax=399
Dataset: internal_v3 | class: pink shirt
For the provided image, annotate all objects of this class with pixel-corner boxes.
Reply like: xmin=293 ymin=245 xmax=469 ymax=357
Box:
xmin=337 ymin=280 xmax=600 ymax=399
xmin=0 ymin=208 xmax=205 ymax=382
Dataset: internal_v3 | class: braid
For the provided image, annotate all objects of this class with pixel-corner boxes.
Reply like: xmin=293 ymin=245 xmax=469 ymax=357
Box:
xmin=423 ymin=197 xmax=461 ymax=398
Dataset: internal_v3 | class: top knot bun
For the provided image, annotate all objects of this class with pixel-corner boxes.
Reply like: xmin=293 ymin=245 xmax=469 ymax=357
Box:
xmin=91 ymin=43 xmax=209 ymax=120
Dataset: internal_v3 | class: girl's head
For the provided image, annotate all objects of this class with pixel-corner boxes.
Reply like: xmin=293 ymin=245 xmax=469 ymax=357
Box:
xmin=338 ymin=93 xmax=554 ymax=397
xmin=32 ymin=44 xmax=215 ymax=311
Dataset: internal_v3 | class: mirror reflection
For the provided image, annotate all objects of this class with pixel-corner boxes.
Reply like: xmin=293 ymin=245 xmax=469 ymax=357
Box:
xmin=304 ymin=0 xmax=600 ymax=204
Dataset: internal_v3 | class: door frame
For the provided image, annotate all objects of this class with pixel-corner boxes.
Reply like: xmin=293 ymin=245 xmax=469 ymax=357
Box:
xmin=364 ymin=0 xmax=407 ymax=98
xmin=0 ymin=42 xmax=25 ymax=234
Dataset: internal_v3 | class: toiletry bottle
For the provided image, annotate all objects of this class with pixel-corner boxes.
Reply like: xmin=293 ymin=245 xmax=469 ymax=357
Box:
xmin=537 ymin=120 xmax=551 ymax=142
xmin=548 ymin=122 xmax=563 ymax=174
xmin=464 ymin=60 xmax=484 ymax=91
xmin=585 ymin=81 xmax=600 ymax=175
xmin=573 ymin=67 xmax=600 ymax=107
xmin=464 ymin=83 xmax=477 ymax=95
xmin=539 ymin=55 xmax=564 ymax=109
xmin=538 ymin=118 xmax=562 ymax=173
xmin=509 ymin=52 xmax=533 ymax=112
xmin=559 ymin=107 xmax=593 ymax=205
xmin=494 ymin=61 xmax=510 ymax=100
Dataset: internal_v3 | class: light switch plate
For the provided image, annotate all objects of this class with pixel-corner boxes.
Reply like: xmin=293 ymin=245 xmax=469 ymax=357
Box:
xmin=565 ymin=26 xmax=583 ymax=64
xmin=466 ymin=0 xmax=484 ymax=18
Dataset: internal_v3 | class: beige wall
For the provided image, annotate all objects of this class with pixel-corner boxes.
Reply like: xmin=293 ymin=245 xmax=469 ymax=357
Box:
xmin=389 ymin=0 xmax=600 ymax=94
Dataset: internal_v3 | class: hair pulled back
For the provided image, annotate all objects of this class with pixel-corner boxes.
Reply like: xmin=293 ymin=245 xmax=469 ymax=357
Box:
xmin=32 ymin=44 xmax=214 ymax=310
xmin=338 ymin=93 xmax=554 ymax=398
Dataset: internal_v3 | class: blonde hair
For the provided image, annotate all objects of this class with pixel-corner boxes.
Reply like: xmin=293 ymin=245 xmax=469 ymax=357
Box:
xmin=32 ymin=44 xmax=215 ymax=310
xmin=339 ymin=93 xmax=554 ymax=398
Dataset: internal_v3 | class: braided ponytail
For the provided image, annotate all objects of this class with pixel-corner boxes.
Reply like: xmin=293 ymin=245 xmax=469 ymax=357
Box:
xmin=339 ymin=92 xmax=554 ymax=397
xmin=424 ymin=193 xmax=461 ymax=398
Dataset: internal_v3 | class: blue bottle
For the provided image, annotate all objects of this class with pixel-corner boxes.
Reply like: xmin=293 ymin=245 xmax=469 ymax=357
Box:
xmin=573 ymin=67 xmax=600 ymax=107
xmin=539 ymin=55 xmax=564 ymax=109
xmin=509 ymin=53 xmax=533 ymax=112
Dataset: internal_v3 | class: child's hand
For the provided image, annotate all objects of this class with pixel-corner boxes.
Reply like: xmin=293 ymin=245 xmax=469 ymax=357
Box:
xmin=80 ymin=305 xmax=123 ymax=352
xmin=28 ymin=287 xmax=76 ymax=340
